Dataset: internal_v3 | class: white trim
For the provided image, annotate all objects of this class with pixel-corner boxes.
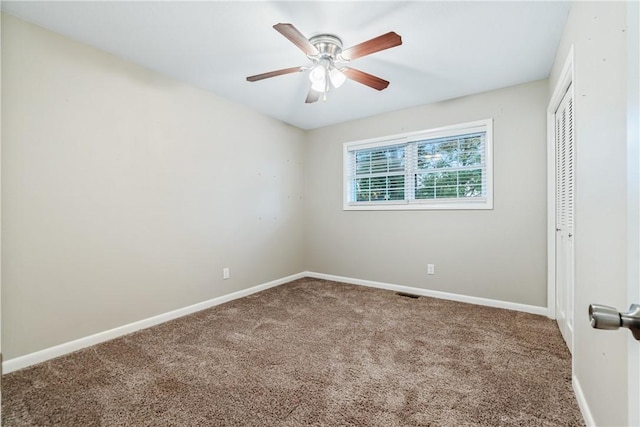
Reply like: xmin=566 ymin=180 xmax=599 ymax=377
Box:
xmin=549 ymin=46 xmax=575 ymax=111
xmin=344 ymin=119 xmax=491 ymax=151
xmin=2 ymin=270 xmax=549 ymax=374
xmin=546 ymin=106 xmax=557 ymax=320
xmin=2 ymin=272 xmax=305 ymax=374
xmin=305 ymin=271 xmax=548 ymax=316
xmin=345 ymin=200 xmax=491 ymax=211
xmin=573 ymin=374 xmax=596 ymax=427
xmin=547 ymin=45 xmax=575 ymax=320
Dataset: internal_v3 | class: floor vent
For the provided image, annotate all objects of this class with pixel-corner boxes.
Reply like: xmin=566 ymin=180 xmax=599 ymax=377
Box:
xmin=396 ymin=292 xmax=420 ymax=299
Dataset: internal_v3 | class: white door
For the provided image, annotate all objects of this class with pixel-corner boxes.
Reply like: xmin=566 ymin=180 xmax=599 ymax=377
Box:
xmin=555 ymin=83 xmax=575 ymax=352
xmin=588 ymin=5 xmax=639 ymax=423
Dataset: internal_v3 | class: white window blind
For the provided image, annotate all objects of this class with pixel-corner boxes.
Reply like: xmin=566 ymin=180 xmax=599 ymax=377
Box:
xmin=343 ymin=119 xmax=493 ymax=210
xmin=350 ymin=143 xmax=406 ymax=203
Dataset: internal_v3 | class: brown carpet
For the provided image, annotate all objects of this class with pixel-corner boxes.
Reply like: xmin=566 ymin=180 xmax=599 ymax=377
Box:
xmin=2 ymin=278 xmax=584 ymax=426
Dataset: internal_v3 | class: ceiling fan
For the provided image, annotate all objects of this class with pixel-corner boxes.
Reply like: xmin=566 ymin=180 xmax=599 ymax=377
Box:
xmin=246 ymin=23 xmax=402 ymax=103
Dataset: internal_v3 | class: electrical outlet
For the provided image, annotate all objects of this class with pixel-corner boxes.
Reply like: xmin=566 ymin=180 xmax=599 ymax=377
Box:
xmin=427 ymin=264 xmax=435 ymax=275
xmin=223 ymin=268 xmax=230 ymax=280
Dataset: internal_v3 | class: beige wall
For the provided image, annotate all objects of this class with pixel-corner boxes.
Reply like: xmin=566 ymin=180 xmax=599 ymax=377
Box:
xmin=549 ymin=2 xmax=629 ymax=425
xmin=305 ymin=80 xmax=549 ymax=307
xmin=1 ymin=14 xmax=306 ymax=360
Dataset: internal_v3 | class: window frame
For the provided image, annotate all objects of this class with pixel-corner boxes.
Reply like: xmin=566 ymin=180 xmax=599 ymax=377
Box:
xmin=343 ymin=119 xmax=493 ymax=211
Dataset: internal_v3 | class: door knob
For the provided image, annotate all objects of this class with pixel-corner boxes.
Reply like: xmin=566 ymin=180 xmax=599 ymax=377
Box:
xmin=589 ymin=303 xmax=640 ymax=340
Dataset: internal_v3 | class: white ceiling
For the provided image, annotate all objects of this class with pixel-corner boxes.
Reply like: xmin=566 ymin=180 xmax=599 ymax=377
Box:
xmin=2 ymin=1 xmax=571 ymax=130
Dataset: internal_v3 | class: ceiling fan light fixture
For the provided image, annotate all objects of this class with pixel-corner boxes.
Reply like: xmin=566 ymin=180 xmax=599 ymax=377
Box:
xmin=309 ymin=61 xmax=327 ymax=91
xmin=309 ymin=61 xmax=345 ymax=93
xmin=329 ymin=66 xmax=346 ymax=89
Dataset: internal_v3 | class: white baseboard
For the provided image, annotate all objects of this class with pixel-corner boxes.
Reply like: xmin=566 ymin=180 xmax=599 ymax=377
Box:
xmin=304 ymin=271 xmax=549 ymax=316
xmin=3 ymin=270 xmax=548 ymax=374
xmin=573 ymin=374 xmax=595 ymax=426
xmin=2 ymin=272 xmax=305 ymax=374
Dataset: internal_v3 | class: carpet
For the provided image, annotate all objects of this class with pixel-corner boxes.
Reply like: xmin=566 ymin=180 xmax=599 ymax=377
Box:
xmin=2 ymin=278 xmax=584 ymax=426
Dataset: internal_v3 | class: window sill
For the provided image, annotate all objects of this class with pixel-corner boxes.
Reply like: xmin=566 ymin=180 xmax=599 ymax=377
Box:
xmin=343 ymin=199 xmax=493 ymax=211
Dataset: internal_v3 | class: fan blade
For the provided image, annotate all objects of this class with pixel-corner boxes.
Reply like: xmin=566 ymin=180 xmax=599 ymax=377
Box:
xmin=343 ymin=67 xmax=390 ymax=91
xmin=305 ymin=88 xmax=320 ymax=104
xmin=246 ymin=66 xmax=304 ymax=82
xmin=273 ymin=23 xmax=319 ymax=56
xmin=340 ymin=32 xmax=402 ymax=61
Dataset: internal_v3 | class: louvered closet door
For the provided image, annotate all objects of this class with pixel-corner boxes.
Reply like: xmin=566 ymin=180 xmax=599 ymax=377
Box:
xmin=555 ymin=83 xmax=575 ymax=352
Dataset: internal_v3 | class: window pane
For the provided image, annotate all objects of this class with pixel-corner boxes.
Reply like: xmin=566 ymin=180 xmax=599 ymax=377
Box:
xmin=417 ymin=143 xmax=440 ymax=169
xmin=388 ymin=190 xmax=404 ymax=200
xmin=415 ymin=173 xmax=435 ymax=199
xmin=370 ymin=151 xmax=388 ymax=173
xmin=436 ymin=185 xmax=459 ymax=199
xmin=388 ymin=175 xmax=405 ymax=200
xmin=437 ymin=171 xmax=458 ymax=186
xmin=389 ymin=153 xmax=404 ymax=172
xmin=438 ymin=139 xmax=459 ymax=168
xmin=418 ymin=140 xmax=458 ymax=169
xmin=354 ymin=175 xmax=405 ymax=202
xmin=417 ymin=133 xmax=484 ymax=171
xmin=458 ymin=168 xmax=483 ymax=197
xmin=355 ymin=152 xmax=371 ymax=175
xmin=356 ymin=146 xmax=405 ymax=175
xmin=370 ymin=176 xmax=386 ymax=200
xmin=355 ymin=178 xmax=370 ymax=201
xmin=415 ymin=169 xmax=484 ymax=200
xmin=459 ymin=136 xmax=482 ymax=166
xmin=415 ymin=186 xmax=435 ymax=199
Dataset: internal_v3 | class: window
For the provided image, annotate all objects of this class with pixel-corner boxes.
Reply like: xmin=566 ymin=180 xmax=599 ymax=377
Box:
xmin=343 ymin=119 xmax=493 ymax=210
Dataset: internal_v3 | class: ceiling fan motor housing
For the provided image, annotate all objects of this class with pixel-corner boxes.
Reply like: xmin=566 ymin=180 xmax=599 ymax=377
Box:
xmin=308 ymin=35 xmax=343 ymax=61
